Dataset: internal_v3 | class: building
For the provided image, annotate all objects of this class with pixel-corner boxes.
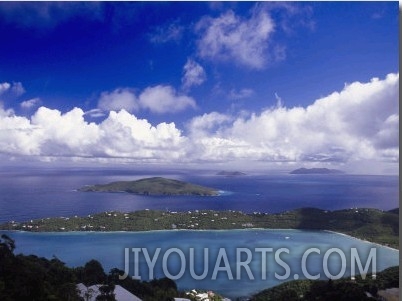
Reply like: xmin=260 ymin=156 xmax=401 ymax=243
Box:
xmin=77 ymin=283 xmax=142 ymax=301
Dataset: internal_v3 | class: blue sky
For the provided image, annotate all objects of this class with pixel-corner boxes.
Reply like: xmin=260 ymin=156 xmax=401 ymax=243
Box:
xmin=0 ymin=2 xmax=399 ymax=174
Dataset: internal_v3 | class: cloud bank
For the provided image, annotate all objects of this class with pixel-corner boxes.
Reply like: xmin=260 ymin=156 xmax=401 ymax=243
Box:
xmin=0 ymin=73 xmax=398 ymax=168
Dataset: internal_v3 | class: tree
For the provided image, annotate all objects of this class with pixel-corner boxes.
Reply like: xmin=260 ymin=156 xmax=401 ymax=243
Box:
xmin=96 ymin=283 xmax=116 ymax=301
xmin=82 ymin=260 xmax=107 ymax=286
xmin=0 ymin=234 xmax=15 ymax=256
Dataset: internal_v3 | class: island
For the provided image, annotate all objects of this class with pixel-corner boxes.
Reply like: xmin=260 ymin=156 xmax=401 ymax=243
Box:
xmin=216 ymin=171 xmax=247 ymax=176
xmin=1 ymin=207 xmax=398 ymax=249
xmin=290 ymin=167 xmax=344 ymax=174
xmin=78 ymin=177 xmax=219 ymax=196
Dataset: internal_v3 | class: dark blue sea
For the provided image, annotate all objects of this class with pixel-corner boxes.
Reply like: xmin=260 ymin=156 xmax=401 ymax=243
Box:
xmin=0 ymin=168 xmax=399 ymax=298
xmin=0 ymin=168 xmax=398 ymax=223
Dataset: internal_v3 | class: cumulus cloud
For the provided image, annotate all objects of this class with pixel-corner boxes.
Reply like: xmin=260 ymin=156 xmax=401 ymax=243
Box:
xmin=187 ymin=73 xmax=399 ymax=164
xmin=98 ymin=85 xmax=196 ymax=114
xmin=10 ymin=82 xmax=25 ymax=96
xmin=188 ymin=112 xmax=232 ymax=138
xmin=0 ymin=82 xmax=25 ymax=97
xmin=0 ymin=83 xmax=11 ymax=95
xmin=138 ymin=85 xmax=196 ymax=114
xmin=0 ymin=106 xmax=186 ymax=162
xmin=0 ymin=73 xmax=398 ymax=169
xmin=181 ymin=59 xmax=207 ymax=90
xmin=98 ymin=88 xmax=138 ymax=113
xmin=195 ymin=6 xmax=275 ymax=69
xmin=20 ymin=97 xmax=41 ymax=109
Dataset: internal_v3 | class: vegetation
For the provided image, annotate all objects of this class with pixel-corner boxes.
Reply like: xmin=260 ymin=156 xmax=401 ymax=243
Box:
xmin=0 ymin=234 xmax=80 ymax=301
xmin=0 ymin=235 xmax=180 ymax=301
xmin=78 ymin=177 xmax=219 ymax=196
xmin=290 ymin=168 xmax=344 ymax=174
xmin=1 ymin=207 xmax=398 ymax=248
xmin=251 ymin=266 xmax=399 ymax=301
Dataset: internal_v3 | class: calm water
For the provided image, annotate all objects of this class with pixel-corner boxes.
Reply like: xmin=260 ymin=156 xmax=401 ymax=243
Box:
xmin=0 ymin=168 xmax=398 ymax=298
xmin=0 ymin=168 xmax=398 ymax=223
xmin=0 ymin=229 xmax=398 ymax=298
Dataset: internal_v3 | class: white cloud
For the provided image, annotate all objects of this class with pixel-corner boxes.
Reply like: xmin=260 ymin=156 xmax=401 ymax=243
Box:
xmin=149 ymin=21 xmax=184 ymax=44
xmin=0 ymin=106 xmax=186 ymax=162
xmin=20 ymin=97 xmax=41 ymax=109
xmin=181 ymin=59 xmax=207 ymax=90
xmin=98 ymin=88 xmax=138 ymax=113
xmin=98 ymin=85 xmax=196 ymax=114
xmin=85 ymin=108 xmax=106 ymax=118
xmin=139 ymin=85 xmax=196 ymax=114
xmin=0 ymin=82 xmax=11 ymax=95
xmin=10 ymin=82 xmax=25 ymax=96
xmin=188 ymin=73 xmax=399 ymax=164
xmin=0 ymin=73 xmax=398 ymax=171
xmin=0 ymin=82 xmax=25 ymax=97
xmin=188 ymin=112 xmax=232 ymax=138
xmin=195 ymin=6 xmax=275 ymax=69
xmin=98 ymin=110 xmax=186 ymax=160
xmin=228 ymin=88 xmax=254 ymax=100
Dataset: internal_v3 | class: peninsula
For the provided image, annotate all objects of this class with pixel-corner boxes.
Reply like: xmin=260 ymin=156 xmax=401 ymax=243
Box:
xmin=1 ymin=207 xmax=398 ymax=249
xmin=78 ymin=177 xmax=219 ymax=196
xmin=290 ymin=167 xmax=344 ymax=174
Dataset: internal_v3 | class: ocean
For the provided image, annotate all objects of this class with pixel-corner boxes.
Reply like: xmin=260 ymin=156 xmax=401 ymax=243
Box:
xmin=0 ymin=168 xmax=399 ymax=298
xmin=0 ymin=168 xmax=398 ymax=223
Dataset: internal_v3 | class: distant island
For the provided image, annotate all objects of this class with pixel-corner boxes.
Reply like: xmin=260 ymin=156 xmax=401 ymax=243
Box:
xmin=2 ymin=207 xmax=398 ymax=249
xmin=290 ymin=168 xmax=344 ymax=174
xmin=78 ymin=177 xmax=219 ymax=196
xmin=216 ymin=171 xmax=246 ymax=176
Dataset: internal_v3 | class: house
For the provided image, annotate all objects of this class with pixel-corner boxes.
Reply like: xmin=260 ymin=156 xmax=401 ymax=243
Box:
xmin=77 ymin=283 xmax=142 ymax=301
xmin=195 ymin=292 xmax=210 ymax=301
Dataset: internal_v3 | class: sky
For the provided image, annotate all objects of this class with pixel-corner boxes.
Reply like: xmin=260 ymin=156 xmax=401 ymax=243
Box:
xmin=0 ymin=1 xmax=399 ymax=174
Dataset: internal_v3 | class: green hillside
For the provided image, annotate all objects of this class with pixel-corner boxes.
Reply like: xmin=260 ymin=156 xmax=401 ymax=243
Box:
xmin=78 ymin=177 xmax=219 ymax=196
xmin=1 ymin=208 xmax=398 ymax=248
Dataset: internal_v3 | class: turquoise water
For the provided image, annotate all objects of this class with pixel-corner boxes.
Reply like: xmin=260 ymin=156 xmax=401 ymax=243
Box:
xmin=2 ymin=229 xmax=398 ymax=298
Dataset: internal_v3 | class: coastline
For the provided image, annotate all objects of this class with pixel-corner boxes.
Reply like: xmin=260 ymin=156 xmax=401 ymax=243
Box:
xmin=324 ymin=230 xmax=400 ymax=252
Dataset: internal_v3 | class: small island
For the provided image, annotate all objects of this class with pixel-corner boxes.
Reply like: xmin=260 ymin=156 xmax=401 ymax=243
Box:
xmin=78 ymin=177 xmax=219 ymax=196
xmin=216 ymin=171 xmax=246 ymax=176
xmin=290 ymin=168 xmax=344 ymax=175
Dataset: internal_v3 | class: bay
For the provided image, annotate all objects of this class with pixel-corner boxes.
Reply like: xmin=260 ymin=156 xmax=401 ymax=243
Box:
xmin=1 ymin=229 xmax=398 ymax=299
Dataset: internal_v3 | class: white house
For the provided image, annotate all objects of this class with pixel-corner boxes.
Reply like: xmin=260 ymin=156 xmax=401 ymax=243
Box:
xmin=77 ymin=283 xmax=142 ymax=301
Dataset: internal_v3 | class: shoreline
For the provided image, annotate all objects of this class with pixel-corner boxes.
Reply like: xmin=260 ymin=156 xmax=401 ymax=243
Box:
xmin=324 ymin=230 xmax=399 ymax=252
